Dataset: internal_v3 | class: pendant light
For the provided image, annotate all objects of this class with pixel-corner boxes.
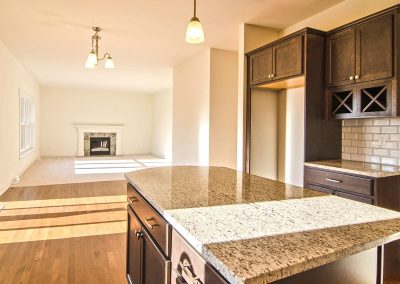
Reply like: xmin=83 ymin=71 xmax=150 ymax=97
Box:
xmin=185 ymin=0 xmax=205 ymax=44
xmin=85 ymin=27 xmax=115 ymax=69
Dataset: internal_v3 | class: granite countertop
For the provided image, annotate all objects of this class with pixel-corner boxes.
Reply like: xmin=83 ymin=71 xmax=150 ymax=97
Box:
xmin=125 ymin=166 xmax=400 ymax=284
xmin=304 ymin=159 xmax=400 ymax=178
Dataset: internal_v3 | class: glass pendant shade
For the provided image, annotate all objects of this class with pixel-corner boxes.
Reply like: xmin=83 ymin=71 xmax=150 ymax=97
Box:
xmin=105 ymin=56 xmax=115 ymax=69
xmin=85 ymin=59 xmax=95 ymax=69
xmin=186 ymin=17 xmax=204 ymax=43
xmin=87 ymin=50 xmax=98 ymax=65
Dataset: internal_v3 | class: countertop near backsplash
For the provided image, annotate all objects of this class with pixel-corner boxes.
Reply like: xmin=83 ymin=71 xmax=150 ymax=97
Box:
xmin=342 ymin=117 xmax=400 ymax=166
xmin=305 ymin=159 xmax=400 ymax=178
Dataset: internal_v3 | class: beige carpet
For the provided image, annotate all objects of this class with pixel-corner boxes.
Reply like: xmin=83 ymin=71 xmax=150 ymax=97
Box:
xmin=12 ymin=155 xmax=171 ymax=187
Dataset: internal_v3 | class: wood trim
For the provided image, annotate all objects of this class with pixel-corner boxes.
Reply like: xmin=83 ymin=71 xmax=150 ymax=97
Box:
xmin=245 ymin=28 xmax=323 ymax=56
xmin=326 ymin=4 xmax=400 ymax=36
xmin=244 ymin=55 xmax=251 ymax=173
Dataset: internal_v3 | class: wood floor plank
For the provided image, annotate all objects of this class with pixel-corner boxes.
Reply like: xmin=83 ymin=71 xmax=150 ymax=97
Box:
xmin=0 ymin=180 xmax=127 ymax=284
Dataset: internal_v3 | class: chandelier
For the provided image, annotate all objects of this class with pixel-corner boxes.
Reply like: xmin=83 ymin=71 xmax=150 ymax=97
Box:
xmin=85 ymin=27 xmax=115 ymax=69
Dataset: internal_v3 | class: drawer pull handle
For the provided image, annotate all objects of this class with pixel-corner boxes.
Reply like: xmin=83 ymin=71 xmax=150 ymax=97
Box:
xmin=128 ymin=196 xmax=138 ymax=203
xmin=144 ymin=217 xmax=159 ymax=229
xmin=326 ymin=178 xmax=342 ymax=183
xmin=179 ymin=260 xmax=201 ymax=284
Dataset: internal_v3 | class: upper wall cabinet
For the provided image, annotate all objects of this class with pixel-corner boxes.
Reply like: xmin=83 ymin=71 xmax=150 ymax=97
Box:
xmin=326 ymin=6 xmax=400 ymax=119
xmin=248 ymin=34 xmax=303 ymax=86
xmin=327 ymin=14 xmax=393 ymax=88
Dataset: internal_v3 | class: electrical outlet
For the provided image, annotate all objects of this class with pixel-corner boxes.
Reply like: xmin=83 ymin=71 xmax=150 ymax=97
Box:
xmin=378 ymin=135 xmax=387 ymax=146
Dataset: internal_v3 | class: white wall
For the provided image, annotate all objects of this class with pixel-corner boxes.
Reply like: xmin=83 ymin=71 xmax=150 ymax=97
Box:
xmin=40 ymin=87 xmax=153 ymax=156
xmin=172 ymin=50 xmax=211 ymax=166
xmin=209 ymin=49 xmax=238 ymax=169
xmin=237 ymin=24 xmax=279 ymax=171
xmin=281 ymin=88 xmax=305 ymax=186
xmin=250 ymin=90 xmax=278 ymax=179
xmin=0 ymin=41 xmax=40 ymax=195
xmin=152 ymin=88 xmax=172 ymax=160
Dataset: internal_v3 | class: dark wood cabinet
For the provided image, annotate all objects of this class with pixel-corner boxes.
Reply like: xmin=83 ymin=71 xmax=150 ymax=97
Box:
xmin=356 ymin=14 xmax=394 ymax=83
xmin=249 ymin=47 xmax=273 ymax=85
xmin=142 ymin=229 xmax=171 ymax=284
xmin=248 ymin=34 xmax=303 ymax=86
xmin=127 ymin=207 xmax=142 ymax=284
xmin=304 ymin=167 xmax=374 ymax=202
xmin=327 ymin=14 xmax=394 ymax=88
xmin=273 ymin=36 xmax=303 ymax=80
xmin=327 ymin=28 xmax=356 ymax=87
xmin=127 ymin=183 xmax=228 ymax=284
xmin=304 ymin=165 xmax=400 ymax=281
xmin=326 ymin=9 xmax=398 ymax=119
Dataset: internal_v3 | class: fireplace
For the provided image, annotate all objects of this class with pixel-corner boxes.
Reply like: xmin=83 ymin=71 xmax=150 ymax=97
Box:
xmin=90 ymin=137 xmax=111 ymax=156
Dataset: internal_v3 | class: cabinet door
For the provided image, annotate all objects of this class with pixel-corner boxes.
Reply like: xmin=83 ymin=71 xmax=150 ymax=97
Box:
xmin=356 ymin=14 xmax=393 ymax=83
xmin=273 ymin=35 xmax=303 ymax=80
xmin=249 ymin=47 xmax=273 ymax=85
xmin=327 ymin=28 xmax=356 ymax=87
xmin=142 ymin=229 xmax=171 ymax=284
xmin=127 ymin=207 xmax=143 ymax=284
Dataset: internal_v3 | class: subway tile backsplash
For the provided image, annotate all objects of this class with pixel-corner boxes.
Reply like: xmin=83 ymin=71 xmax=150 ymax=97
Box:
xmin=342 ymin=118 xmax=400 ymax=166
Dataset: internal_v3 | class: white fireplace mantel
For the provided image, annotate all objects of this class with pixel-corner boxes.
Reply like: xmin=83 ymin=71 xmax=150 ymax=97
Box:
xmin=75 ymin=124 xmax=124 ymax=157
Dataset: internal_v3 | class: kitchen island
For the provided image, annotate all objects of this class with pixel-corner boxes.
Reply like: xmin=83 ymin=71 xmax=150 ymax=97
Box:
xmin=125 ymin=166 xmax=400 ymax=284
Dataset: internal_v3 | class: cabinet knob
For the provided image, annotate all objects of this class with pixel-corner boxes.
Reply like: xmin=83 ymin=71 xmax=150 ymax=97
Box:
xmin=268 ymin=74 xmax=271 ymax=79
xmin=134 ymin=230 xmax=143 ymax=239
xmin=270 ymin=74 xmax=275 ymax=78
xmin=349 ymin=76 xmax=354 ymax=80
xmin=354 ymin=75 xmax=360 ymax=80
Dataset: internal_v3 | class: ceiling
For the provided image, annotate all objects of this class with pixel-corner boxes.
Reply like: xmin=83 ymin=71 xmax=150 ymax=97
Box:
xmin=0 ymin=0 xmax=344 ymax=94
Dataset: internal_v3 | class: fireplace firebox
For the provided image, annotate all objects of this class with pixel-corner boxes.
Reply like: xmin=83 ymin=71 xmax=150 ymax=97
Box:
xmin=90 ymin=137 xmax=111 ymax=156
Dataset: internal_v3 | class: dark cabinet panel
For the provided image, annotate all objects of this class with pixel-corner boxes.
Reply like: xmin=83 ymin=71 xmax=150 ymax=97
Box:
xmin=127 ymin=207 xmax=142 ymax=284
xmin=356 ymin=14 xmax=393 ymax=83
xmin=326 ymin=28 xmax=356 ymax=87
xmin=306 ymin=183 xmax=334 ymax=194
xmin=128 ymin=183 xmax=170 ymax=256
xmin=248 ymin=34 xmax=304 ymax=86
xmin=273 ymin=36 xmax=303 ymax=80
xmin=142 ymin=229 xmax=170 ymax=284
xmin=249 ymin=47 xmax=273 ymax=85
xmin=335 ymin=191 xmax=374 ymax=205
xmin=304 ymin=167 xmax=373 ymax=196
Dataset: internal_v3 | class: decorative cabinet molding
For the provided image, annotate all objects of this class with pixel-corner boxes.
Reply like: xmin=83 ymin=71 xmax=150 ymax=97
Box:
xmin=326 ymin=7 xmax=399 ymax=119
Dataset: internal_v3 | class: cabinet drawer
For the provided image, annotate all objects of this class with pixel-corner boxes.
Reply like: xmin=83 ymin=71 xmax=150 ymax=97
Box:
xmin=305 ymin=167 xmax=373 ymax=196
xmin=128 ymin=183 xmax=171 ymax=257
xmin=306 ymin=183 xmax=334 ymax=194
xmin=171 ymin=230 xmax=228 ymax=284
xmin=335 ymin=191 xmax=374 ymax=205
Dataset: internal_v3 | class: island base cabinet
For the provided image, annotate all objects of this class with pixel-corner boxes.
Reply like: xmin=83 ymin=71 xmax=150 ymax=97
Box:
xmin=171 ymin=230 xmax=229 ymax=284
xmin=127 ymin=206 xmax=171 ymax=284
xmin=273 ymin=247 xmax=380 ymax=284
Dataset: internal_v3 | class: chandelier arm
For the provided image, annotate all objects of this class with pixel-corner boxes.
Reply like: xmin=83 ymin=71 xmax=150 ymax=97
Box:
xmin=98 ymin=52 xmax=111 ymax=61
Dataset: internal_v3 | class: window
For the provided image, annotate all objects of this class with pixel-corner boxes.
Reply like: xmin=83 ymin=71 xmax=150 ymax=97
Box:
xmin=20 ymin=90 xmax=35 ymax=158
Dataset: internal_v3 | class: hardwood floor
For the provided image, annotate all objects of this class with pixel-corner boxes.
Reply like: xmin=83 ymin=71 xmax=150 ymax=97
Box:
xmin=0 ymin=180 xmax=127 ymax=284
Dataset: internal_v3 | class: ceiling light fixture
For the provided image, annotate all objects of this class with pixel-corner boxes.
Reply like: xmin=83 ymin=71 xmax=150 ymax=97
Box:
xmin=185 ymin=0 xmax=205 ymax=44
xmin=85 ymin=27 xmax=115 ymax=69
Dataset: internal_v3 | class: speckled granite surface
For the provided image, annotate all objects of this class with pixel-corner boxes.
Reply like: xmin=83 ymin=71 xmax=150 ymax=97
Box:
xmin=305 ymin=159 xmax=400 ymax=178
xmin=125 ymin=166 xmax=400 ymax=284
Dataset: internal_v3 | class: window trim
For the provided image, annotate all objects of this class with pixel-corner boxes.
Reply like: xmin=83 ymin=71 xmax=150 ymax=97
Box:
xmin=19 ymin=89 xmax=35 ymax=159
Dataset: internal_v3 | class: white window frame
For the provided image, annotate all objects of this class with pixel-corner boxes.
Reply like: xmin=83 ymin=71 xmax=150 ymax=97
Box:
xmin=19 ymin=89 xmax=35 ymax=159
